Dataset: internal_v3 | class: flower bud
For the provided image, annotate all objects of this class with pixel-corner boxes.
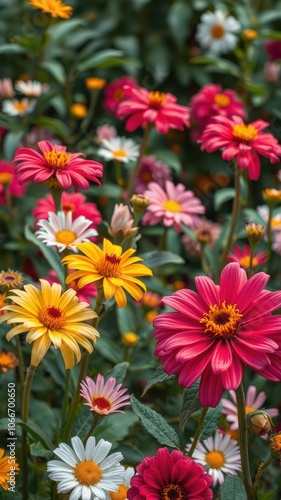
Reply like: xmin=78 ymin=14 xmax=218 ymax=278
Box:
xmin=269 ymin=432 xmax=281 ymax=459
xmin=84 ymin=77 xmax=107 ymax=90
xmin=243 ymin=29 xmax=258 ymax=40
xmin=108 ymin=203 xmax=138 ymax=242
xmin=70 ymin=103 xmax=88 ymax=119
xmin=262 ymin=188 xmax=281 ymax=207
xmin=248 ymin=411 xmax=274 ymax=436
xmin=130 ymin=194 xmax=150 ymax=213
xmin=246 ymin=222 xmax=265 ymax=244
xmin=122 ymin=332 xmax=139 ymax=346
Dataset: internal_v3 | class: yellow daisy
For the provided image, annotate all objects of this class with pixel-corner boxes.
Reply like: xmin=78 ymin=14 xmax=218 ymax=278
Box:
xmin=0 ymin=280 xmax=99 ymax=369
xmin=0 ymin=449 xmax=19 ymax=491
xmin=28 ymin=0 xmax=73 ymax=19
xmin=62 ymin=239 xmax=153 ymax=308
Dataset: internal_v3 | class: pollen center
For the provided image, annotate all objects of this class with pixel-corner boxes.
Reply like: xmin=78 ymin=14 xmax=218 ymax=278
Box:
xmin=112 ymin=149 xmax=127 ymax=159
xmin=62 ymin=202 xmax=76 ymax=214
xmin=211 ymin=24 xmax=225 ymax=39
xmin=232 ymin=123 xmax=258 ymax=142
xmin=200 ymin=301 xmax=242 ymax=339
xmin=14 ymin=100 xmax=28 ymax=111
xmin=148 ymin=90 xmax=166 ymax=108
xmin=92 ymin=396 xmax=111 ymax=412
xmin=96 ymin=253 xmax=121 ymax=278
xmin=38 ymin=306 xmax=66 ymax=329
xmin=272 ymin=435 xmax=281 ymax=451
xmin=0 ymin=173 xmax=13 ymax=185
xmin=44 ymin=150 xmax=71 ymax=169
xmin=246 ymin=406 xmax=256 ymax=414
xmin=205 ymin=450 xmax=225 ymax=469
xmin=195 ymin=228 xmax=212 ymax=244
xmin=239 ymin=255 xmax=258 ymax=269
xmin=109 ymin=485 xmax=128 ymax=500
xmin=214 ymin=93 xmax=230 ymax=108
xmin=161 ymin=483 xmax=184 ymax=500
xmin=74 ymin=460 xmax=102 ymax=486
xmin=56 ymin=230 xmax=77 ymax=245
xmin=163 ymin=200 xmax=181 ymax=212
xmin=113 ymin=88 xmax=124 ymax=102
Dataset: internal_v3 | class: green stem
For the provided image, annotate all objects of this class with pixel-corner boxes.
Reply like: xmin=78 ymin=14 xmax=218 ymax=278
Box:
xmin=187 ymin=407 xmax=208 ymax=458
xmin=83 ymin=414 xmax=100 ymax=444
xmin=15 ymin=337 xmax=25 ymax=405
xmin=266 ymin=206 xmax=272 ymax=263
xmin=248 ymin=245 xmax=254 ymax=278
xmin=127 ymin=123 xmax=153 ymax=198
xmin=21 ymin=364 xmax=36 ymax=500
xmin=52 ymin=190 xmax=62 ymax=213
xmin=235 ymin=384 xmax=254 ymax=500
xmin=61 ymin=369 xmax=71 ymax=429
xmin=253 ymin=456 xmax=274 ymax=498
xmin=220 ymin=164 xmax=241 ymax=268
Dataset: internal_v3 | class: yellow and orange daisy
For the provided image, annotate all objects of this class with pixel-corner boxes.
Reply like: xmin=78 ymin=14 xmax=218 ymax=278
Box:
xmin=0 ymin=351 xmax=19 ymax=373
xmin=62 ymin=239 xmax=153 ymax=308
xmin=28 ymin=0 xmax=73 ymax=19
xmin=0 ymin=280 xmax=99 ymax=369
xmin=0 ymin=449 xmax=19 ymax=491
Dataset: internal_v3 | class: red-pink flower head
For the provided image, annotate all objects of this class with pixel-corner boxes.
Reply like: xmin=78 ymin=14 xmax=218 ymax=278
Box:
xmin=182 ymin=217 xmax=222 ymax=256
xmin=103 ymin=75 xmax=138 ymax=115
xmin=142 ymin=180 xmax=205 ymax=232
xmin=190 ymin=84 xmax=246 ymax=141
xmin=80 ymin=374 xmax=130 ymax=416
xmin=44 ymin=269 xmax=97 ymax=304
xmin=0 ymin=160 xmax=26 ymax=205
xmin=127 ymin=447 xmax=213 ymax=500
xmin=154 ymin=262 xmax=281 ymax=407
xmin=199 ymin=116 xmax=281 ymax=180
xmin=135 ymin=155 xmax=171 ymax=193
xmin=227 ymin=245 xmax=267 ymax=270
xmin=13 ymin=140 xmax=103 ymax=191
xmin=117 ymin=86 xmax=190 ymax=134
xmin=264 ymin=40 xmax=281 ymax=61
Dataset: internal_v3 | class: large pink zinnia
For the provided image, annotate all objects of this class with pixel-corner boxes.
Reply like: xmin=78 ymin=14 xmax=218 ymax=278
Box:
xmin=199 ymin=116 xmax=281 ymax=180
xmin=117 ymin=86 xmax=190 ymax=134
xmin=142 ymin=180 xmax=205 ymax=232
xmin=127 ymin=447 xmax=213 ymax=500
xmin=154 ymin=262 xmax=281 ymax=407
xmin=13 ymin=140 xmax=103 ymax=191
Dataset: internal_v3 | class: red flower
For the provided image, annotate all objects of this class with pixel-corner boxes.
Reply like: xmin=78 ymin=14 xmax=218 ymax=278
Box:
xmin=199 ymin=116 xmax=281 ymax=180
xmin=103 ymin=76 xmax=137 ymax=115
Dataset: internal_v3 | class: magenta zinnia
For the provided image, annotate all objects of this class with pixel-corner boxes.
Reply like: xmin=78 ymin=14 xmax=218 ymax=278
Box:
xmin=80 ymin=374 xmax=130 ymax=416
xmin=199 ymin=116 xmax=281 ymax=180
xmin=127 ymin=447 xmax=213 ymax=500
xmin=13 ymin=140 xmax=103 ymax=191
xmin=154 ymin=262 xmax=281 ymax=407
xmin=227 ymin=245 xmax=267 ymax=270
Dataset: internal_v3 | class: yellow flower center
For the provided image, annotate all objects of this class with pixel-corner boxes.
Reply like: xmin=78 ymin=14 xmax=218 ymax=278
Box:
xmin=92 ymin=396 xmax=111 ymax=412
xmin=112 ymin=149 xmax=127 ymax=159
xmin=271 ymin=218 xmax=281 ymax=228
xmin=14 ymin=100 xmax=28 ymax=112
xmin=113 ymin=88 xmax=124 ymax=102
xmin=232 ymin=123 xmax=258 ymax=142
xmin=148 ymin=91 xmax=166 ymax=108
xmin=246 ymin=406 xmax=256 ymax=414
xmin=272 ymin=435 xmax=281 ymax=451
xmin=56 ymin=230 xmax=77 ymax=245
xmin=214 ymin=93 xmax=230 ymax=108
xmin=96 ymin=254 xmax=121 ymax=278
xmin=205 ymin=450 xmax=225 ymax=469
xmin=163 ymin=200 xmax=181 ymax=212
xmin=161 ymin=483 xmax=184 ymax=500
xmin=44 ymin=150 xmax=71 ymax=169
xmin=0 ymin=172 xmax=13 ymax=185
xmin=200 ymin=301 xmax=242 ymax=339
xmin=109 ymin=485 xmax=128 ymax=500
xmin=211 ymin=24 xmax=225 ymax=39
xmin=38 ymin=306 xmax=66 ymax=329
xmin=62 ymin=202 xmax=76 ymax=214
xmin=74 ymin=460 xmax=102 ymax=486
xmin=239 ymin=255 xmax=258 ymax=269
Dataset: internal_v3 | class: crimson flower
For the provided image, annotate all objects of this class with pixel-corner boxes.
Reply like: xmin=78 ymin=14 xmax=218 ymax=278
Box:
xmin=199 ymin=116 xmax=281 ymax=180
xmin=154 ymin=262 xmax=281 ymax=407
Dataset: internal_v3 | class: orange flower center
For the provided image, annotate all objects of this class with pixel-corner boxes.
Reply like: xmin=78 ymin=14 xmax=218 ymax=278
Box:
xmin=246 ymin=405 xmax=256 ymax=414
xmin=195 ymin=228 xmax=212 ymax=244
xmin=56 ymin=230 xmax=77 ymax=245
xmin=92 ymin=396 xmax=111 ymax=411
xmin=113 ymin=88 xmax=124 ymax=102
xmin=211 ymin=24 xmax=225 ymax=39
xmin=272 ymin=435 xmax=281 ymax=451
xmin=62 ymin=202 xmax=76 ymax=214
xmin=232 ymin=123 xmax=258 ymax=142
xmin=44 ymin=150 xmax=71 ymax=169
xmin=14 ymin=100 xmax=28 ymax=112
xmin=0 ymin=172 xmax=13 ymax=185
xmin=0 ymin=272 xmax=22 ymax=287
xmin=239 ymin=255 xmax=259 ymax=269
xmin=74 ymin=460 xmax=102 ymax=486
xmin=96 ymin=254 xmax=121 ymax=278
xmin=148 ymin=91 xmax=166 ymax=108
xmin=161 ymin=483 xmax=184 ymax=500
xmin=205 ymin=450 xmax=225 ymax=469
xmin=140 ymin=170 xmax=154 ymax=183
xmin=200 ymin=301 xmax=242 ymax=339
xmin=112 ymin=149 xmax=127 ymax=159
xmin=163 ymin=200 xmax=181 ymax=212
xmin=38 ymin=306 xmax=66 ymax=329
xmin=214 ymin=93 xmax=230 ymax=108
xmin=109 ymin=485 xmax=128 ymax=500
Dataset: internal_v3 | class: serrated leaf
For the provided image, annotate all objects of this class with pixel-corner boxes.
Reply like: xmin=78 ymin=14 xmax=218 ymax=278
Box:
xmin=179 ymin=379 xmax=201 ymax=430
xmin=104 ymin=362 xmax=129 ymax=384
xmin=154 ymin=150 xmax=182 ymax=172
xmin=142 ymin=366 xmax=175 ymax=396
xmin=139 ymin=251 xmax=184 ymax=268
xmin=75 ymin=49 xmax=124 ymax=73
xmin=214 ymin=188 xmax=235 ymax=210
xmin=131 ymin=395 xmax=180 ymax=448
xmin=199 ymin=402 xmax=222 ymax=441
xmin=41 ymin=60 xmax=66 ymax=85
xmin=30 ymin=442 xmax=53 ymax=461
xmin=220 ymin=476 xmax=247 ymax=500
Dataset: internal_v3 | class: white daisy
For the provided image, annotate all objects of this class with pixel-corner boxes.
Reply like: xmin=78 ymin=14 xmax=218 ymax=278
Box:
xmin=101 ymin=467 xmax=135 ymax=500
xmin=2 ymin=98 xmax=36 ymax=116
xmin=195 ymin=10 xmax=241 ymax=55
xmin=47 ymin=436 xmax=125 ymax=500
xmin=35 ymin=211 xmax=97 ymax=253
xmin=257 ymin=204 xmax=281 ymax=232
xmin=186 ymin=430 xmax=241 ymax=486
xmin=15 ymin=80 xmax=49 ymax=96
xmin=97 ymin=137 xmax=140 ymax=163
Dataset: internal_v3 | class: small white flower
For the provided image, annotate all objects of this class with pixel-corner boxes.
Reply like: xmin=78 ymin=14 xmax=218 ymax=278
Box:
xmin=257 ymin=205 xmax=281 ymax=232
xmin=15 ymin=80 xmax=49 ymax=96
xmin=35 ymin=211 xmax=97 ymax=253
xmin=99 ymin=467 xmax=135 ymax=500
xmin=196 ymin=10 xmax=241 ymax=55
xmin=2 ymin=98 xmax=36 ymax=116
xmin=47 ymin=436 xmax=125 ymax=500
xmin=186 ymin=430 xmax=241 ymax=486
xmin=97 ymin=136 xmax=140 ymax=163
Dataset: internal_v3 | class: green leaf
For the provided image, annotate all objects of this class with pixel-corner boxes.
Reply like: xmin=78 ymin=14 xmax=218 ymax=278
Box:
xmin=142 ymin=366 xmax=175 ymax=396
xmin=30 ymin=442 xmax=53 ymax=461
xmin=18 ymin=419 xmax=54 ymax=450
xmin=257 ymin=490 xmax=276 ymax=500
xmin=181 ymin=224 xmax=196 ymax=240
xmin=179 ymin=379 xmax=201 ymax=430
xmin=24 ymin=225 xmax=65 ymax=287
xmin=139 ymin=251 xmax=184 ymax=269
xmin=29 ymin=117 xmax=70 ymax=140
xmin=259 ymin=30 xmax=281 ymax=40
xmin=0 ymin=43 xmax=27 ymax=54
xmin=199 ymin=402 xmax=222 ymax=441
xmin=154 ymin=150 xmax=182 ymax=172
xmin=131 ymin=395 xmax=180 ymax=448
xmin=104 ymin=362 xmax=129 ymax=384
xmin=75 ymin=49 xmax=124 ymax=73
xmin=190 ymin=56 xmax=241 ymax=78
xmin=87 ymin=183 xmax=122 ymax=198
xmin=47 ymin=19 xmax=86 ymax=44
xmin=220 ymin=476 xmax=247 ymax=500
xmin=167 ymin=1 xmax=191 ymax=46
xmin=240 ymin=81 xmax=266 ymax=95
xmin=116 ymin=306 xmax=135 ymax=334
xmin=214 ymin=188 xmax=235 ymax=210
xmin=41 ymin=60 xmax=66 ymax=85
xmin=258 ymin=10 xmax=281 ymax=24
xmin=94 ymin=336 xmax=123 ymax=364
xmin=3 ymin=131 xmax=24 ymax=160
xmin=95 ymin=410 xmax=139 ymax=445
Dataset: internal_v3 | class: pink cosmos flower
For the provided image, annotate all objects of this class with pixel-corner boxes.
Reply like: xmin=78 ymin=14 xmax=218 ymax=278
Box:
xmin=103 ymin=76 xmax=138 ymax=115
xmin=13 ymin=140 xmax=103 ymax=191
xmin=190 ymin=84 xmax=246 ymax=141
xmin=44 ymin=269 xmax=97 ymax=304
xmin=95 ymin=124 xmax=117 ymax=143
xmin=117 ymin=86 xmax=190 ymax=134
xmin=0 ymin=160 xmax=26 ymax=205
xmin=153 ymin=262 xmax=281 ymax=407
xmin=127 ymin=447 xmax=213 ymax=500
xmin=142 ymin=180 xmax=205 ymax=232
xmin=227 ymin=245 xmax=267 ymax=269
xmin=199 ymin=116 xmax=281 ymax=181
xmin=182 ymin=217 xmax=222 ymax=256
xmin=135 ymin=155 xmax=171 ymax=193
xmin=80 ymin=374 xmax=130 ymax=415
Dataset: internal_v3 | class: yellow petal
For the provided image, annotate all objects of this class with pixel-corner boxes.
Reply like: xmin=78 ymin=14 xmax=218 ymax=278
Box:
xmin=31 ymin=334 xmax=52 ymax=366
xmin=114 ymin=286 xmax=127 ymax=308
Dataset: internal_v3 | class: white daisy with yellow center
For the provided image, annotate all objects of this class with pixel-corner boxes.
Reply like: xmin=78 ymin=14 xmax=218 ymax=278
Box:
xmin=47 ymin=436 xmax=125 ymax=500
xmin=2 ymin=98 xmax=36 ymax=116
xmin=97 ymin=136 xmax=140 ymax=163
xmin=186 ymin=430 xmax=241 ymax=486
xmin=35 ymin=211 xmax=97 ymax=253
xmin=15 ymin=80 xmax=49 ymax=96
xmin=195 ymin=10 xmax=241 ymax=55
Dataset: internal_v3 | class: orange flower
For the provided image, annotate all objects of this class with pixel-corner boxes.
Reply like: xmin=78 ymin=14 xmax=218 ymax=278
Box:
xmin=28 ymin=0 xmax=72 ymax=19
xmin=0 ymin=449 xmax=19 ymax=491
xmin=0 ymin=351 xmax=19 ymax=373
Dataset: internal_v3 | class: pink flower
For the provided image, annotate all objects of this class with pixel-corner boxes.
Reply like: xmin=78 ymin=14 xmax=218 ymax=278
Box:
xmin=142 ymin=180 xmax=205 ymax=232
xmin=108 ymin=203 xmax=138 ymax=242
xmin=0 ymin=78 xmax=14 ymax=98
xmin=44 ymin=269 xmax=97 ymax=304
xmin=199 ymin=116 xmax=281 ymax=181
xmin=190 ymin=84 xmax=246 ymax=141
xmin=80 ymin=374 xmax=130 ymax=415
xmin=127 ymin=447 xmax=213 ymax=500
xmin=117 ymin=86 xmax=190 ymax=134
xmin=0 ymin=160 xmax=26 ymax=205
xmin=13 ymin=140 xmax=103 ymax=191
xmin=227 ymin=245 xmax=267 ymax=269
xmin=135 ymin=155 xmax=171 ymax=193
xmin=264 ymin=40 xmax=281 ymax=61
xmin=154 ymin=262 xmax=281 ymax=407
xmin=264 ymin=62 xmax=280 ymax=83
xmin=182 ymin=217 xmax=222 ymax=256
xmin=103 ymin=76 xmax=138 ymax=115
xmin=95 ymin=124 xmax=117 ymax=143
